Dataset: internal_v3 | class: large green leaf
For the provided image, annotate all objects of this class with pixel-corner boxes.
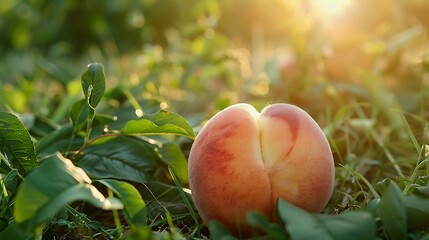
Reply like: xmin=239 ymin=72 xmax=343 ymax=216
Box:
xmin=99 ymin=179 xmax=147 ymax=227
xmin=372 ymin=181 xmax=429 ymax=231
xmin=14 ymin=152 xmax=122 ymax=234
xmin=81 ymin=63 xmax=106 ymax=109
xmin=316 ymin=211 xmax=376 ymax=240
xmin=159 ymin=143 xmax=188 ymax=184
xmin=122 ymin=111 xmax=195 ymax=139
xmin=403 ymin=193 xmax=429 ymax=230
xmin=277 ymin=199 xmax=376 ymax=240
xmin=0 ymin=221 xmax=32 ymax=240
xmin=379 ymin=179 xmax=407 ymax=239
xmin=0 ymin=112 xmax=38 ymax=175
xmin=77 ymin=136 xmax=160 ymax=183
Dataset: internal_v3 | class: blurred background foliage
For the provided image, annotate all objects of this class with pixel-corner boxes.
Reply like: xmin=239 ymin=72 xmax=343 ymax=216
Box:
xmin=1 ymin=0 xmax=429 ymax=191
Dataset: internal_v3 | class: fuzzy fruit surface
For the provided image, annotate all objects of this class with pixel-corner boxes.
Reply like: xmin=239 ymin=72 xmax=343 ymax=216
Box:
xmin=188 ymin=103 xmax=335 ymax=234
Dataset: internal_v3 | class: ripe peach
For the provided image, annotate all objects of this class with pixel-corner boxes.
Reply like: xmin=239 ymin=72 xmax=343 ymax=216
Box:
xmin=188 ymin=103 xmax=335 ymax=235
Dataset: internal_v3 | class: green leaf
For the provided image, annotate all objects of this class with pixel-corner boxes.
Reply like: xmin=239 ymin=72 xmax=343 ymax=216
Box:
xmin=413 ymin=184 xmax=429 ymax=198
xmin=277 ymin=199 xmax=376 ymax=240
xmin=379 ymin=180 xmax=407 ymax=239
xmin=316 ymin=211 xmax=376 ymax=240
xmin=0 ymin=221 xmax=32 ymax=240
xmin=160 ymin=143 xmax=188 ymax=184
xmin=247 ymin=211 xmax=286 ymax=239
xmin=403 ymin=194 xmax=429 ymax=230
xmin=92 ymin=113 xmax=117 ymax=127
xmin=69 ymin=99 xmax=115 ymax=134
xmin=122 ymin=110 xmax=195 ymax=139
xmin=70 ymin=99 xmax=89 ymax=132
xmin=77 ymin=136 xmax=160 ymax=183
xmin=1 ymin=169 xmax=20 ymax=197
xmin=99 ymin=179 xmax=147 ymax=227
xmin=35 ymin=124 xmax=74 ymax=156
xmin=81 ymin=63 xmax=106 ymax=109
xmin=35 ymin=124 xmax=84 ymax=159
xmin=25 ymin=114 xmax=57 ymax=138
xmin=366 ymin=198 xmax=381 ymax=217
xmin=14 ymin=152 xmax=122 ymax=233
xmin=0 ymin=112 xmax=38 ymax=175
xmin=209 ymin=220 xmax=237 ymax=240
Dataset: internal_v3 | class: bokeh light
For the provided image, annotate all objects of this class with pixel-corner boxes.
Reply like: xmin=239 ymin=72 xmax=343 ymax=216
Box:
xmin=309 ymin=0 xmax=353 ymax=15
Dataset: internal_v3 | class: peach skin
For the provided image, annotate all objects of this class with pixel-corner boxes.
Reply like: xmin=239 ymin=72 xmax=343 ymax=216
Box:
xmin=188 ymin=103 xmax=335 ymax=235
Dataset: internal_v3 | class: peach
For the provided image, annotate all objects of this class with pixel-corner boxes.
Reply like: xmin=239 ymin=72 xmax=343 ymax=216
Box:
xmin=188 ymin=103 xmax=335 ymax=235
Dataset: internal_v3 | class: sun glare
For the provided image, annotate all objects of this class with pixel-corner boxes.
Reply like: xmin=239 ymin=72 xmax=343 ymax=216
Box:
xmin=310 ymin=0 xmax=353 ymax=15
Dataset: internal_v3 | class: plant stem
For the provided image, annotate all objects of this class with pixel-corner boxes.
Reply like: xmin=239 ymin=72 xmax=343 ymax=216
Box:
xmin=0 ymin=174 xmax=8 ymax=198
xmin=403 ymin=123 xmax=429 ymax=194
xmin=84 ymin=108 xmax=95 ymax=147
xmin=70 ymin=133 xmax=121 ymax=161
xmin=108 ymin=189 xmax=123 ymax=237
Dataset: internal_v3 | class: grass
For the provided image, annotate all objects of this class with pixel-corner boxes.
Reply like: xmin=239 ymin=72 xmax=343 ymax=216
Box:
xmin=1 ymin=0 xmax=429 ymax=239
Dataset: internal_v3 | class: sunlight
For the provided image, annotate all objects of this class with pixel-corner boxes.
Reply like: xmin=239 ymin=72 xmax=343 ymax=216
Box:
xmin=310 ymin=0 xmax=353 ymax=15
